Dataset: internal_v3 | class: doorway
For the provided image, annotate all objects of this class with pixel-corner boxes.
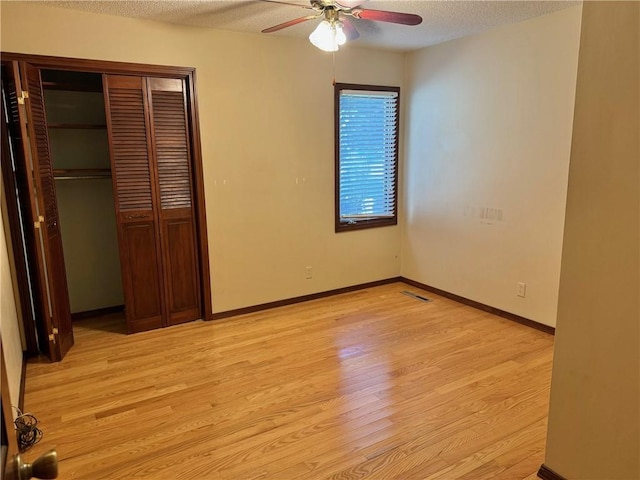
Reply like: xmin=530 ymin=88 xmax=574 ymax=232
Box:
xmin=42 ymin=69 xmax=125 ymax=332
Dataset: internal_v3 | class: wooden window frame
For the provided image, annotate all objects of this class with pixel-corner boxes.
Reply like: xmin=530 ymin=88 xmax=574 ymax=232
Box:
xmin=334 ymin=82 xmax=400 ymax=233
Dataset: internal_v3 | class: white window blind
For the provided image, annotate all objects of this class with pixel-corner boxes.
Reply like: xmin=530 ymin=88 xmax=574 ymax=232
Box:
xmin=337 ymin=87 xmax=399 ymax=229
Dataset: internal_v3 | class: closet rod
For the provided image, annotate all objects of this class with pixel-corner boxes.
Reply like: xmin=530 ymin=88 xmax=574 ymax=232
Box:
xmin=53 ymin=168 xmax=111 ymax=180
xmin=54 ymin=175 xmax=111 ymax=181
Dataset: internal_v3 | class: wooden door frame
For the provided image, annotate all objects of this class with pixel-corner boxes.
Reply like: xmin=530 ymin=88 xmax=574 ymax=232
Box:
xmin=1 ymin=52 xmax=214 ymax=346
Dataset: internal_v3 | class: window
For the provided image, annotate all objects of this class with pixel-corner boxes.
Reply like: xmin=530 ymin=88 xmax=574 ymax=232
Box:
xmin=335 ymin=83 xmax=399 ymax=232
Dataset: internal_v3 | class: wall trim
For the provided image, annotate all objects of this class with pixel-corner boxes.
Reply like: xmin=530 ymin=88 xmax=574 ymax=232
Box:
xmin=1 ymin=52 xmax=195 ymax=77
xmin=400 ymin=277 xmax=555 ymax=335
xmin=211 ymin=278 xmax=402 ymax=320
xmin=211 ymin=277 xmax=556 ymax=336
xmin=537 ymin=464 xmax=567 ymax=480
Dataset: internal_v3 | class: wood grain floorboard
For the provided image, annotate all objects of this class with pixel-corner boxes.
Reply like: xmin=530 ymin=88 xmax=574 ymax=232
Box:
xmin=22 ymin=282 xmax=553 ymax=479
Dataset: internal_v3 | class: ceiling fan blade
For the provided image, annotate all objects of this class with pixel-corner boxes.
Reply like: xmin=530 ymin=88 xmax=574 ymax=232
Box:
xmin=341 ymin=18 xmax=360 ymax=41
xmin=350 ymin=8 xmax=423 ymax=26
xmin=261 ymin=14 xmax=319 ymax=33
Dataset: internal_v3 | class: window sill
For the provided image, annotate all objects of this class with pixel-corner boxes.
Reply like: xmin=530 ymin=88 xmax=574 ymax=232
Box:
xmin=335 ymin=217 xmax=397 ymax=233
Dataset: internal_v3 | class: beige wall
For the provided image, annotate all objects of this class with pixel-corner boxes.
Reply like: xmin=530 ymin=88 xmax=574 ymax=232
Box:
xmin=401 ymin=7 xmax=582 ymax=326
xmin=544 ymin=2 xmax=640 ymax=478
xmin=0 ymin=1 xmax=404 ymax=313
xmin=0 ymin=206 xmax=24 ymax=413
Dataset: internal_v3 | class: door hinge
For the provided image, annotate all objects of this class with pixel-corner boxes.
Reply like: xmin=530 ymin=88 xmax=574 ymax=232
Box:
xmin=48 ymin=328 xmax=59 ymax=342
xmin=34 ymin=215 xmax=44 ymax=229
xmin=17 ymin=91 xmax=29 ymax=105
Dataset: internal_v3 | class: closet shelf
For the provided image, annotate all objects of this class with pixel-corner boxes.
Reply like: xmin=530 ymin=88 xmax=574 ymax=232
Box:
xmin=53 ymin=168 xmax=111 ymax=180
xmin=48 ymin=123 xmax=107 ymax=130
xmin=42 ymin=81 xmax=103 ymax=93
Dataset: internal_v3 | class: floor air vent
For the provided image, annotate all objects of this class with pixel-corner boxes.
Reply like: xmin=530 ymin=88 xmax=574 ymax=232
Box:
xmin=401 ymin=291 xmax=432 ymax=303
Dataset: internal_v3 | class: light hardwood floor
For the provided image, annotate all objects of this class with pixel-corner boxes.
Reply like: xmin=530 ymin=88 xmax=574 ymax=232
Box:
xmin=23 ymin=282 xmax=553 ymax=479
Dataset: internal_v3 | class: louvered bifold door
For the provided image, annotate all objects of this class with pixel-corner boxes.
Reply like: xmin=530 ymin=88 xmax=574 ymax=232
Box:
xmin=147 ymin=78 xmax=201 ymax=326
xmin=20 ymin=63 xmax=74 ymax=360
xmin=104 ymin=75 xmax=164 ymax=333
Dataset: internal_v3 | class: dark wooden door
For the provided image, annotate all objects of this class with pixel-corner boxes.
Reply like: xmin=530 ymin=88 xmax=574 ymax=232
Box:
xmin=103 ymin=75 xmax=165 ymax=333
xmin=147 ymin=78 xmax=201 ymax=326
xmin=18 ymin=63 xmax=74 ymax=361
xmin=1 ymin=62 xmax=45 ymax=357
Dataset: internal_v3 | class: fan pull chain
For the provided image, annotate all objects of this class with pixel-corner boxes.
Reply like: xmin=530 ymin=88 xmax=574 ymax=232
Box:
xmin=332 ymin=51 xmax=336 ymax=86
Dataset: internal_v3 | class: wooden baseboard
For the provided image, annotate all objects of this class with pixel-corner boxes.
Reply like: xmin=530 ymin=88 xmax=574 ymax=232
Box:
xmin=537 ymin=464 xmax=567 ymax=480
xmin=400 ymin=277 xmax=555 ymax=335
xmin=71 ymin=305 xmax=124 ymax=321
xmin=211 ymin=278 xmax=402 ymax=320
xmin=209 ymin=277 xmax=555 ymax=336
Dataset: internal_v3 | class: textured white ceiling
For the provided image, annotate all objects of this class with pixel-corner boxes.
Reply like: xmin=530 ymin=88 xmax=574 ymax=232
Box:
xmin=43 ymin=0 xmax=579 ymax=51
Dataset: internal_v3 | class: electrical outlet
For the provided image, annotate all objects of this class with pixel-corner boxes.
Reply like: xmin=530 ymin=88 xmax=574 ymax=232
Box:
xmin=517 ymin=282 xmax=527 ymax=298
xmin=305 ymin=266 xmax=313 ymax=279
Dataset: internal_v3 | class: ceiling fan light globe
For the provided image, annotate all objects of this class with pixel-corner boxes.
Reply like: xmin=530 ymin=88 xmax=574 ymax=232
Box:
xmin=309 ymin=19 xmax=340 ymax=52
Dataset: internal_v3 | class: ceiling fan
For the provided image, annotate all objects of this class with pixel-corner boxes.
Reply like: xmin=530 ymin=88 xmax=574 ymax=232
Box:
xmin=261 ymin=0 xmax=423 ymax=52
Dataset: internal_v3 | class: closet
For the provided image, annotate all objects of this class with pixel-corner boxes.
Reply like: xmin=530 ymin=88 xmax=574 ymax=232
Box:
xmin=1 ymin=55 xmax=211 ymax=361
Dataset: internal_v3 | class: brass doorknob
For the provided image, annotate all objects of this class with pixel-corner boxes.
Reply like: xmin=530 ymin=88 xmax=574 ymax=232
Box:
xmin=15 ymin=450 xmax=58 ymax=479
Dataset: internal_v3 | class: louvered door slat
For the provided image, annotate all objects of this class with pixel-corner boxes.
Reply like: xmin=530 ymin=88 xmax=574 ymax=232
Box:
xmin=28 ymin=78 xmax=58 ymax=228
xmin=105 ymin=74 xmax=164 ymax=333
xmin=22 ymin=63 xmax=74 ymax=359
xmin=152 ymin=90 xmax=192 ymax=210
xmin=149 ymin=78 xmax=200 ymax=325
xmin=108 ymin=88 xmax=153 ymax=212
